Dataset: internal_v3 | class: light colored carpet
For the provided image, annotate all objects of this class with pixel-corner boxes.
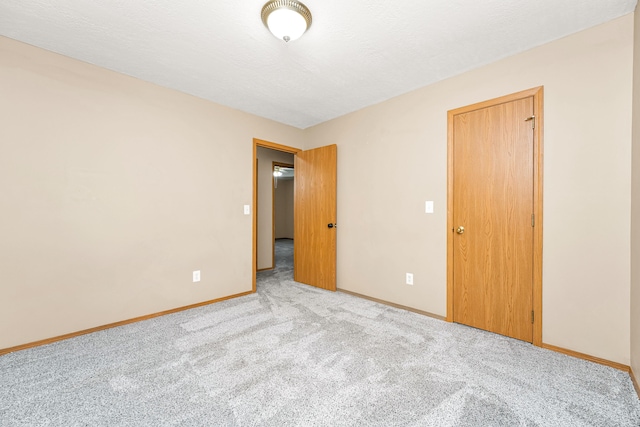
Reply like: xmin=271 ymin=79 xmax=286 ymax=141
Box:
xmin=1 ymin=239 xmax=639 ymax=426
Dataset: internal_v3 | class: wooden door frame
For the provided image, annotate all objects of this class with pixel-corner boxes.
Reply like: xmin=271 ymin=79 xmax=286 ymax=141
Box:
xmin=253 ymin=139 xmax=301 ymax=292
xmin=446 ymin=86 xmax=544 ymax=346
xmin=272 ymin=161 xmax=294 ymax=270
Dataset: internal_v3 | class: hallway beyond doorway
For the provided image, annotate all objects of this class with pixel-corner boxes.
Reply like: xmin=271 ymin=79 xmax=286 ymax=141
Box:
xmin=257 ymin=239 xmax=293 ymax=286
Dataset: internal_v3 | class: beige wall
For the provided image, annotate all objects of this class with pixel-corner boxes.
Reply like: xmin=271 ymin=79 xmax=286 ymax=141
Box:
xmin=0 ymin=37 xmax=304 ymax=349
xmin=256 ymin=147 xmax=295 ymax=269
xmin=275 ymin=179 xmax=294 ymax=239
xmin=631 ymin=6 xmax=640 ymax=380
xmin=306 ymin=15 xmax=634 ymax=365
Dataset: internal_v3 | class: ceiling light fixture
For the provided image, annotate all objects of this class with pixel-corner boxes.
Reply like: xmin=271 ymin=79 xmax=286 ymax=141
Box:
xmin=261 ymin=0 xmax=312 ymax=43
xmin=273 ymin=166 xmax=283 ymax=188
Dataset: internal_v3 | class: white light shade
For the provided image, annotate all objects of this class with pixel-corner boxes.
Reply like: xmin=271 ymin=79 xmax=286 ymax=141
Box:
xmin=267 ymin=8 xmax=307 ymax=42
xmin=261 ymin=1 xmax=312 ymax=43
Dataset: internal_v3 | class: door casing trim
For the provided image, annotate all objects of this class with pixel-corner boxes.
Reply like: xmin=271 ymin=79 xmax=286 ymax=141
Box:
xmin=446 ymin=87 xmax=544 ymax=346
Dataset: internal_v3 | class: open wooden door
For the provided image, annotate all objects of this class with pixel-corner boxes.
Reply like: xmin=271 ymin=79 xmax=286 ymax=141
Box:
xmin=294 ymin=145 xmax=337 ymax=291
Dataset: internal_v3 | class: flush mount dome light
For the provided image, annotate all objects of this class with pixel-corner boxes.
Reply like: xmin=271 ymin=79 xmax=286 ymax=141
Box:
xmin=261 ymin=0 xmax=312 ymax=42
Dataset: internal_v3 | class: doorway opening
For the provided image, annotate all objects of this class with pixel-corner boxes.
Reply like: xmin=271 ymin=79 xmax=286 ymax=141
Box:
xmin=253 ymin=139 xmax=301 ymax=292
xmin=255 ymin=148 xmax=295 ymax=272
xmin=252 ymin=138 xmax=338 ymax=293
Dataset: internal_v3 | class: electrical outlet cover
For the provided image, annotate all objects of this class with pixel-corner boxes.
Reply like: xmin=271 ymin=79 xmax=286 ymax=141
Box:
xmin=406 ymin=273 xmax=414 ymax=285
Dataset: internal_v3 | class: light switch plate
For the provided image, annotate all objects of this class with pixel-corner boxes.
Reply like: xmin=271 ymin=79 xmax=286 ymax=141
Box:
xmin=425 ymin=201 xmax=434 ymax=214
xmin=193 ymin=270 xmax=201 ymax=282
xmin=243 ymin=205 xmax=251 ymax=215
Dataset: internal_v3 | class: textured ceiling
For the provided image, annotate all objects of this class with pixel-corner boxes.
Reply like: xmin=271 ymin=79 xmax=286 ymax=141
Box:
xmin=0 ymin=0 xmax=636 ymax=129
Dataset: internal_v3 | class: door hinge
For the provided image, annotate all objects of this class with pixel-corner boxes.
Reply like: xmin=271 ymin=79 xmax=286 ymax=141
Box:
xmin=531 ymin=214 xmax=535 ymax=227
xmin=525 ymin=116 xmax=535 ymax=129
xmin=531 ymin=311 xmax=535 ymax=324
